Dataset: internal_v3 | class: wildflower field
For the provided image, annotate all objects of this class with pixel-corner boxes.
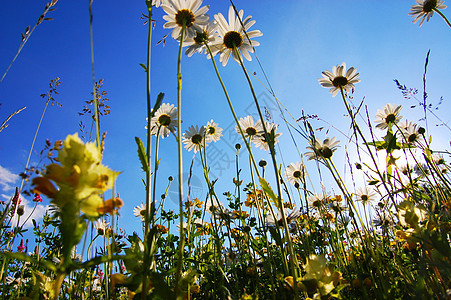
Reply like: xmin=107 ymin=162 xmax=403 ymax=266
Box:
xmin=1 ymin=0 xmax=451 ymax=299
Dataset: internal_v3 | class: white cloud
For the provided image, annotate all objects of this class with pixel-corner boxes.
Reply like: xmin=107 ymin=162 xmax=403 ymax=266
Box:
xmin=0 ymin=165 xmax=47 ymax=228
xmin=0 ymin=165 xmax=19 ymax=192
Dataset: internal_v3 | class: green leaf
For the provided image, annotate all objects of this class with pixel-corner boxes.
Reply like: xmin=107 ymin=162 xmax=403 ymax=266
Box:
xmin=139 ymin=63 xmax=147 ymax=72
xmin=135 ymin=137 xmax=148 ymax=172
xmin=0 ymin=251 xmax=57 ymax=272
xmin=268 ymin=226 xmax=283 ymax=247
xmin=150 ymin=92 xmax=165 ymax=119
xmin=383 ymin=130 xmax=400 ymax=154
xmin=259 ymin=177 xmax=280 ymax=208
xmin=366 ymin=141 xmax=385 ymax=150
xmin=150 ymin=272 xmax=175 ymax=299
xmin=68 ymin=254 xmax=131 ymax=272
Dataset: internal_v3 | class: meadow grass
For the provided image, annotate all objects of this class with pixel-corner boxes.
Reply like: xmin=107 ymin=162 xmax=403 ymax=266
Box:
xmin=0 ymin=0 xmax=450 ymax=299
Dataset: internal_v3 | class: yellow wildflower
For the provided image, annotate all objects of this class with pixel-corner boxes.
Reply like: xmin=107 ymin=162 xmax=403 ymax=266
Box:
xmin=397 ymin=200 xmax=427 ymax=229
xmin=33 ymin=133 xmax=119 ymax=218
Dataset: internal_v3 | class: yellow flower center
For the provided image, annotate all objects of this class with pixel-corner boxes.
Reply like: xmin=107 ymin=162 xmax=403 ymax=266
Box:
xmin=293 ymin=170 xmax=302 ymax=178
xmin=408 ymin=133 xmax=417 ymax=143
xmin=193 ymin=30 xmax=208 ymax=45
xmin=191 ymin=134 xmax=203 ymax=144
xmin=223 ymin=31 xmax=243 ymax=49
xmin=245 ymin=127 xmax=257 ymax=136
xmin=207 ymin=126 xmax=216 ymax=135
xmin=312 ymin=200 xmax=321 ymax=207
xmin=385 ymin=113 xmax=396 ymax=124
xmin=423 ymin=0 xmax=437 ymax=12
xmin=332 ymin=76 xmax=348 ymax=88
xmin=319 ymin=147 xmax=333 ymax=159
xmin=175 ymin=9 xmax=195 ymax=27
xmin=158 ymin=114 xmax=171 ymax=126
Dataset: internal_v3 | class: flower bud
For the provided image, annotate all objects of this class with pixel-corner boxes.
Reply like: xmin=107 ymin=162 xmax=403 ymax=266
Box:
xmin=17 ymin=205 xmax=25 ymax=216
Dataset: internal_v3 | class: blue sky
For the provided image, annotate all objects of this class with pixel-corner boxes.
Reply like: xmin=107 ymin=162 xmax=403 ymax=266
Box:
xmin=1 ymin=0 xmax=450 ymax=239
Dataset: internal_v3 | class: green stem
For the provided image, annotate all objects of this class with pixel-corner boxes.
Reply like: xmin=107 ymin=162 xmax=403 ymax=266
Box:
xmin=0 ymin=98 xmax=51 ymax=282
xmin=339 ymin=87 xmax=399 ymax=214
xmin=0 ymin=1 xmax=58 ymax=83
xmin=89 ymin=0 xmax=101 ymax=149
xmin=204 ymin=43 xmax=260 ymax=175
xmin=434 ymin=8 xmax=451 ymax=28
xmin=18 ymin=99 xmax=49 ymax=194
xmin=234 ymin=46 xmax=300 ymax=298
xmin=142 ymin=3 xmax=153 ymax=298
xmin=151 ymin=128 xmax=161 ymax=227
xmin=175 ymin=23 xmax=186 ymax=297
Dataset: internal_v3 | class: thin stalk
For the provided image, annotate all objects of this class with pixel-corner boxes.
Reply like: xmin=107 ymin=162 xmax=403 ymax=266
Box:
xmin=327 ymin=158 xmax=366 ymax=232
xmin=142 ymin=3 xmax=153 ymax=298
xmin=248 ymin=156 xmax=277 ymax=300
xmin=0 ymin=97 xmax=52 ymax=283
xmin=204 ymin=43 xmax=260 ymax=174
xmin=0 ymin=1 xmax=58 ymax=83
xmin=89 ymin=0 xmax=101 ymax=149
xmin=234 ymin=48 xmax=300 ymax=292
xmin=175 ymin=23 xmax=186 ymax=297
xmin=150 ymin=128 xmax=161 ymax=225
xmin=339 ymin=87 xmax=399 ymax=213
xmin=19 ymin=98 xmax=50 ymax=194
xmin=434 ymin=8 xmax=451 ymax=28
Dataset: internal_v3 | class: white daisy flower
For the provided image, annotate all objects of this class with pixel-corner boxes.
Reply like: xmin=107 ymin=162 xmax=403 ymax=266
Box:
xmin=330 ymin=198 xmax=347 ymax=213
xmin=373 ymin=212 xmax=393 ymax=228
xmin=205 ymin=119 xmax=223 ymax=142
xmin=337 ymin=214 xmax=351 ymax=228
xmin=204 ymin=197 xmax=226 ymax=215
xmin=409 ymin=0 xmax=447 ymax=27
xmin=414 ymin=163 xmax=431 ymax=176
xmin=398 ymin=120 xmax=420 ymax=144
xmin=177 ymin=221 xmax=189 ymax=230
xmin=439 ymin=164 xmax=449 ymax=174
xmin=305 ymin=137 xmax=340 ymax=161
xmin=432 ymin=153 xmax=445 ymax=165
xmin=307 ymin=193 xmax=328 ymax=210
xmin=355 ymin=186 xmax=378 ymax=205
xmin=152 ymin=0 xmax=162 ymax=7
xmin=265 ymin=208 xmax=301 ymax=227
xmin=182 ymin=125 xmax=206 ymax=153
xmin=212 ymin=5 xmax=263 ymax=66
xmin=183 ymin=20 xmax=220 ymax=57
xmin=176 ymin=220 xmax=206 ymax=231
xmin=133 ymin=203 xmax=146 ymax=221
xmin=318 ymin=62 xmax=360 ymax=97
xmin=161 ymin=0 xmax=209 ymax=41
xmin=284 ymin=162 xmax=305 ymax=186
xmin=374 ymin=103 xmax=403 ymax=130
xmin=149 ymin=103 xmax=177 ymax=138
xmin=71 ymin=248 xmax=83 ymax=263
xmin=399 ymin=164 xmax=413 ymax=176
xmin=253 ymin=121 xmax=282 ymax=151
xmin=92 ymin=278 xmax=102 ymax=292
xmin=235 ymin=115 xmax=263 ymax=141
xmin=95 ymin=219 xmax=110 ymax=236
xmin=204 ymin=198 xmax=232 ymax=221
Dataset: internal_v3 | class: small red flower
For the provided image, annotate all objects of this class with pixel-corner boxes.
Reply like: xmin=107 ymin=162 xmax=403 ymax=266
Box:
xmin=33 ymin=193 xmax=43 ymax=203
xmin=17 ymin=239 xmax=25 ymax=252
xmin=12 ymin=187 xmax=21 ymax=205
